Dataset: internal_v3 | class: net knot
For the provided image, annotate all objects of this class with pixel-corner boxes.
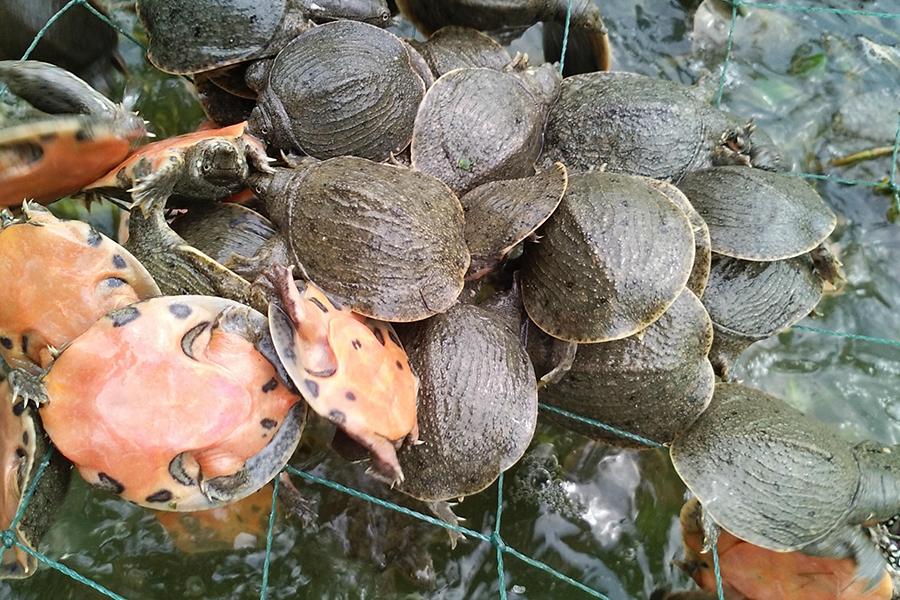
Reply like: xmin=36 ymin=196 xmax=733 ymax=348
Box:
xmin=490 ymin=531 xmax=508 ymax=552
xmin=1 ymin=529 xmax=16 ymax=549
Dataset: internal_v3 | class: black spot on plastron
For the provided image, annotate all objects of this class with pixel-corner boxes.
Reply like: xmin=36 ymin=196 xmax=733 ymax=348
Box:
xmin=329 ymin=409 xmax=346 ymax=425
xmin=168 ymin=303 xmax=192 ymax=319
xmin=395 ymin=360 xmax=403 ymax=371
xmin=104 ymin=277 xmax=126 ymax=288
xmin=21 ymin=431 xmax=28 ymax=446
xmin=373 ymin=328 xmax=385 ymax=346
xmin=345 ymin=391 xmax=356 ymax=401
xmin=110 ymin=306 xmax=140 ymax=327
xmin=305 ymin=379 xmax=319 ymax=398
xmin=351 ymin=339 xmax=362 ymax=350
xmin=11 ymin=401 xmax=24 ymax=417
xmin=20 ymin=335 xmax=28 ymax=355
xmin=0 ymin=337 xmax=11 ymax=350
xmin=86 ymin=227 xmax=102 ymax=247
xmin=260 ymin=418 xmax=277 ymax=429
xmin=15 ymin=447 xmax=26 ymax=459
xmin=146 ymin=489 xmax=174 ymax=503
xmin=309 ymin=297 xmax=328 ymax=313
xmin=388 ymin=329 xmax=401 ymax=346
xmin=97 ymin=472 xmax=125 ymax=494
xmin=112 ymin=254 xmax=127 ymax=269
xmin=261 ymin=378 xmax=278 ymax=393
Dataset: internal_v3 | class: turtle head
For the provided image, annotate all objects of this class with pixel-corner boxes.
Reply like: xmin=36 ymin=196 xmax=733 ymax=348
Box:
xmin=248 ymin=168 xmax=294 ymax=228
xmin=852 ymin=441 xmax=900 ymax=523
xmin=712 ymin=121 xmax=783 ymax=172
xmin=189 ymin=138 xmax=249 ymax=188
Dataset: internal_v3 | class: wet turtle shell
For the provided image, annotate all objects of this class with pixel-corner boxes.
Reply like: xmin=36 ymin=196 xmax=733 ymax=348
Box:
xmin=194 ymin=73 xmax=257 ymax=127
xmin=702 ymin=254 xmax=823 ymax=376
xmin=411 ymin=63 xmax=561 ymax=194
xmin=670 ymin=383 xmax=900 ymax=587
xmin=677 ymin=166 xmax=836 ymax=261
xmin=267 ymin=265 xmax=419 ymax=485
xmin=37 ymin=295 xmax=306 ymax=511
xmin=251 ymin=158 xmax=469 ymax=321
xmin=540 ymin=72 xmax=782 ymax=180
xmin=521 ymin=171 xmax=696 ymax=343
xmin=395 ymin=303 xmax=537 ymax=543
xmin=462 ymin=162 xmax=567 ymax=279
xmin=0 ymin=379 xmax=71 ymax=579
xmin=0 ymin=203 xmax=160 ymax=370
xmin=248 ymin=20 xmax=426 ymax=161
xmin=407 ymin=26 xmax=512 ymax=77
xmin=170 ymin=203 xmax=276 ymax=268
xmin=531 ymin=289 xmax=714 ymax=446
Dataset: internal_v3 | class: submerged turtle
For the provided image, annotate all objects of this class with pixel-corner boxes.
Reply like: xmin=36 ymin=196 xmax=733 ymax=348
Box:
xmin=84 ymin=121 xmax=273 ymax=212
xmin=678 ymin=497 xmax=895 ymax=600
xmin=137 ymin=0 xmax=391 ymax=75
xmin=0 ymin=379 xmax=71 ymax=579
xmin=540 ymin=72 xmax=782 ymax=181
xmin=0 ymin=61 xmax=145 ymax=207
xmin=670 ymin=383 xmax=900 ymax=588
xmin=407 ymin=26 xmax=512 ymax=78
xmin=267 ymin=265 xmax=419 ymax=485
xmin=249 ymin=157 xmax=469 ymax=322
xmin=395 ymin=302 xmax=537 ymax=546
xmin=521 ymin=171 xmax=695 ymax=343
xmin=411 ymin=63 xmax=561 ymax=194
xmin=10 ymin=296 xmax=306 ymax=511
xmin=0 ymin=203 xmax=160 ymax=370
xmin=248 ymin=20 xmax=426 ymax=161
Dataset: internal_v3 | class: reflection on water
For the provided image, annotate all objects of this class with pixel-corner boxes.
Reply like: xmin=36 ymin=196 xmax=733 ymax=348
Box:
xmin=2 ymin=1 xmax=899 ymax=598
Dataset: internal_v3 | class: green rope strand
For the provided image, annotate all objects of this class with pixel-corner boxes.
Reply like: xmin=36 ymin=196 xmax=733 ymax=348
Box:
xmin=712 ymin=542 xmax=725 ymax=600
xmin=714 ymin=0 xmax=739 ymax=108
xmin=259 ymin=475 xmax=280 ymax=600
xmin=6 ymin=447 xmax=53 ymax=531
xmin=14 ymin=541 xmax=127 ymax=600
xmin=495 ymin=472 xmax=507 ymax=600
xmin=558 ymin=0 xmax=574 ymax=75
xmin=539 ymin=404 xmax=667 ymax=448
xmin=20 ymin=0 xmax=83 ymax=61
xmin=792 ymin=325 xmax=900 ymax=348
xmin=732 ymin=1 xmax=900 ymax=19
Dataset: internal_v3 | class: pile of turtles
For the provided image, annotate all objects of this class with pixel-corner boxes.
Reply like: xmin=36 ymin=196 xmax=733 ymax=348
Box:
xmin=0 ymin=1 xmax=897 ymax=598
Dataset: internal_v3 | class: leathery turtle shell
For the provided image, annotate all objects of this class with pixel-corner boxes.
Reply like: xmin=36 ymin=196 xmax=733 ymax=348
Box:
xmin=407 ymin=26 xmax=512 ymax=78
xmin=521 ymin=171 xmax=695 ymax=343
xmin=249 ymin=20 xmax=426 ymax=161
xmin=532 ymin=289 xmax=714 ymax=446
xmin=40 ymin=295 xmax=305 ymax=511
xmin=171 ymin=203 xmax=276 ymax=268
xmin=395 ymin=303 xmax=537 ymax=505
xmin=677 ymin=166 xmax=836 ymax=261
xmin=252 ymin=158 xmax=469 ymax=321
xmin=0 ymin=203 xmax=160 ymax=370
xmin=1 ymin=379 xmax=71 ymax=579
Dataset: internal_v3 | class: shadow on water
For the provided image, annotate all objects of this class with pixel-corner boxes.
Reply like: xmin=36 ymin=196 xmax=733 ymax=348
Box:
xmin=2 ymin=1 xmax=899 ymax=598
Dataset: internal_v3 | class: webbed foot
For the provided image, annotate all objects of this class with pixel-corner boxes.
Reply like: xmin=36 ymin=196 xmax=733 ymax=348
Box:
xmin=8 ymin=369 xmax=49 ymax=409
xmin=426 ymin=501 xmax=466 ymax=549
xmin=129 ymin=155 xmax=181 ymax=215
xmin=537 ymin=340 xmax=578 ymax=389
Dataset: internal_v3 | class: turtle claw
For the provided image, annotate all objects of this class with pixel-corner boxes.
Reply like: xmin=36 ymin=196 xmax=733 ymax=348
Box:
xmin=8 ymin=369 xmax=49 ymax=409
xmin=427 ymin=501 xmax=466 ymax=549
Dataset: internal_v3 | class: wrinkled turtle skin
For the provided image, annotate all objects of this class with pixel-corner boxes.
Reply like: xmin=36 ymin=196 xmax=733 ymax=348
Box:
xmin=407 ymin=26 xmax=512 ymax=77
xmin=170 ymin=202 xmax=276 ymax=269
xmin=411 ymin=63 xmax=561 ymax=194
xmin=0 ymin=203 xmax=160 ymax=370
xmin=0 ymin=61 xmax=146 ymax=207
xmin=84 ymin=121 xmax=273 ymax=213
xmin=671 ymin=383 xmax=900 ymax=588
xmin=702 ymin=255 xmax=823 ymax=377
xmin=19 ymin=295 xmax=306 ymax=511
xmin=677 ymin=166 xmax=836 ymax=261
xmin=268 ymin=265 xmax=419 ymax=485
xmin=395 ymin=303 xmax=537 ymax=546
xmin=540 ymin=72 xmax=782 ymax=181
xmin=677 ymin=497 xmax=895 ymax=600
xmin=521 ymin=171 xmax=695 ymax=343
xmin=396 ymin=0 xmax=611 ymax=72
xmin=249 ymin=20 xmax=426 ymax=161
xmin=137 ymin=0 xmax=391 ymax=75
xmin=0 ymin=379 xmax=71 ymax=580
xmin=250 ymin=158 xmax=469 ymax=322
xmin=531 ymin=289 xmax=714 ymax=447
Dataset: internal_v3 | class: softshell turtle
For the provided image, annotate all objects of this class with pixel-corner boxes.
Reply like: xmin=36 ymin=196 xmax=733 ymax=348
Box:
xmin=521 ymin=171 xmax=695 ymax=343
xmin=395 ymin=302 xmax=537 ymax=546
xmin=411 ymin=63 xmax=561 ymax=194
xmin=0 ymin=61 xmax=145 ymax=207
xmin=249 ymin=157 xmax=469 ymax=322
xmin=171 ymin=203 xmax=276 ymax=269
xmin=678 ymin=497 xmax=895 ymax=600
xmin=194 ymin=73 xmax=257 ymax=127
xmin=407 ymin=27 xmax=511 ymax=77
xmin=540 ymin=72 xmax=782 ymax=181
xmin=267 ymin=265 xmax=419 ymax=485
xmin=0 ymin=203 xmax=160 ymax=370
xmin=670 ymin=383 xmax=900 ymax=588
xmin=530 ymin=289 xmax=714 ymax=446
xmin=11 ymin=295 xmax=306 ymax=511
xmin=462 ymin=162 xmax=567 ymax=279
xmin=248 ymin=20 xmax=426 ymax=161
xmin=137 ymin=0 xmax=391 ymax=75
xmin=84 ymin=121 xmax=273 ymax=212
xmin=677 ymin=166 xmax=836 ymax=261
xmin=702 ymin=255 xmax=824 ymax=376
xmin=1 ymin=379 xmax=71 ymax=579
xmin=396 ymin=0 xmax=612 ymax=72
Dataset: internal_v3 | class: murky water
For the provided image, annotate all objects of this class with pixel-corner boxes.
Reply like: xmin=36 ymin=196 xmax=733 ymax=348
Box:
xmin=2 ymin=1 xmax=899 ymax=599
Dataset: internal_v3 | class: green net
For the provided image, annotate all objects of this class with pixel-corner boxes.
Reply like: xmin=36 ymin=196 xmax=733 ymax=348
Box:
xmin=2 ymin=0 xmax=900 ymax=598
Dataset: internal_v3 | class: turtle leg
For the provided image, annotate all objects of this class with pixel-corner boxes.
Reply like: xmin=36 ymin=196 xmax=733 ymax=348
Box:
xmin=276 ymin=472 xmax=318 ymax=529
xmin=537 ymin=340 xmax=578 ymax=389
xmin=7 ymin=369 xmax=48 ymax=408
xmin=129 ymin=153 xmax=183 ymax=215
xmin=844 ymin=526 xmax=890 ymax=591
xmin=241 ymin=135 xmax=276 ymax=174
xmin=426 ymin=501 xmax=466 ymax=549
xmin=698 ymin=504 xmax=721 ymax=554
xmin=344 ymin=422 xmax=404 ymax=486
